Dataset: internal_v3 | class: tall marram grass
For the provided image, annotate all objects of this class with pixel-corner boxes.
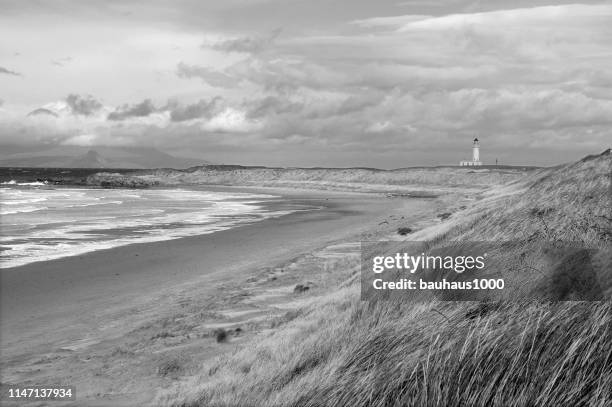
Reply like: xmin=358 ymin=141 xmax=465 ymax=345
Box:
xmin=159 ymin=298 xmax=611 ymax=407
xmin=158 ymin=150 xmax=611 ymax=407
xmin=309 ymin=302 xmax=611 ymax=407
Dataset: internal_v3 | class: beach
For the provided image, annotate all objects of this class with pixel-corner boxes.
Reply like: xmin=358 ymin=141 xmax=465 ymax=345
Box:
xmin=2 ymin=3 xmax=609 ymax=403
xmin=1 ymin=186 xmax=436 ymax=405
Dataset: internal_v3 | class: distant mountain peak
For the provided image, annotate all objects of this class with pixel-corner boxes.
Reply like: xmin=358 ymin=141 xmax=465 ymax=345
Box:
xmin=70 ymin=149 xmax=109 ymax=168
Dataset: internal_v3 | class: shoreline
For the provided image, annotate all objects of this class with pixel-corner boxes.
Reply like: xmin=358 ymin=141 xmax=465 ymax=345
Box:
xmin=1 ymin=187 xmax=418 ymax=363
xmin=0 ymin=185 xmax=318 ymax=269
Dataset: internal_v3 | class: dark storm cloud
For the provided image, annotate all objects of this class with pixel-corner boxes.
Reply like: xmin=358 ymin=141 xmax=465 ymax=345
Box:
xmin=107 ymin=99 xmax=157 ymax=121
xmin=176 ymin=62 xmax=237 ymax=88
xmin=0 ymin=66 xmax=21 ymax=76
xmin=66 ymin=94 xmax=103 ymax=116
xmin=169 ymin=97 xmax=224 ymax=122
xmin=210 ymin=28 xmax=281 ymax=54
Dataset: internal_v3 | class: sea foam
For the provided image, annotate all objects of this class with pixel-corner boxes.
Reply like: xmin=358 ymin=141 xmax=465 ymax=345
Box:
xmin=0 ymin=187 xmax=296 ymax=268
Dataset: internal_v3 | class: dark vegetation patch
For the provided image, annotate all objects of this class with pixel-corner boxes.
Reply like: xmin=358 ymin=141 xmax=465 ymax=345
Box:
xmin=530 ymin=207 xmax=556 ymax=217
xmin=294 ymin=282 xmax=314 ymax=293
xmin=214 ymin=328 xmax=228 ymax=343
xmin=397 ymin=227 xmax=413 ymax=236
xmin=157 ymin=358 xmax=183 ymax=377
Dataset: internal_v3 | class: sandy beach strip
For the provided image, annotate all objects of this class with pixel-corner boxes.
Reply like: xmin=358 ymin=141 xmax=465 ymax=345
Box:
xmin=0 ymin=187 xmax=412 ymax=360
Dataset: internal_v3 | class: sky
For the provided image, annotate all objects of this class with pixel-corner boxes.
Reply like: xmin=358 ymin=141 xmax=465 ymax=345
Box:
xmin=0 ymin=0 xmax=611 ymax=168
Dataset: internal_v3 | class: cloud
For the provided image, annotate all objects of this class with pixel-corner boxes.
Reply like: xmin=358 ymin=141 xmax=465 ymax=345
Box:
xmin=209 ymin=28 xmax=282 ymax=54
xmin=66 ymin=94 xmax=103 ymax=116
xmin=201 ymin=107 xmax=262 ymax=133
xmin=107 ymin=99 xmax=158 ymax=121
xmin=23 ymin=95 xmax=106 ymax=119
xmin=176 ymin=62 xmax=237 ymax=88
xmin=351 ymin=15 xmax=431 ymax=29
xmin=245 ymin=96 xmax=303 ymax=118
xmin=432 ymin=88 xmax=612 ymax=132
xmin=61 ymin=133 xmax=98 ymax=146
xmin=0 ymin=66 xmax=21 ymax=76
xmin=27 ymin=107 xmax=59 ymax=117
xmin=169 ymin=97 xmax=225 ymax=122
xmin=335 ymin=93 xmax=385 ymax=116
xmin=349 ymin=4 xmax=612 ymax=33
xmin=365 ymin=120 xmax=394 ymax=133
xmin=52 ymin=57 xmax=73 ymax=67
xmin=398 ymin=4 xmax=612 ymax=31
xmin=177 ymin=56 xmax=349 ymax=92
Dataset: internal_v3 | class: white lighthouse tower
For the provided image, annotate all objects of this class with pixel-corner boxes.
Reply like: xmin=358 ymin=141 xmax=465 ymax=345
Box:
xmin=472 ymin=138 xmax=480 ymax=162
xmin=460 ymin=138 xmax=483 ymax=166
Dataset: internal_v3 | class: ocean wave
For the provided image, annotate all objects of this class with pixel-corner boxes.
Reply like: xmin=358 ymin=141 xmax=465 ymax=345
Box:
xmin=2 ymin=197 xmax=48 ymax=205
xmin=65 ymin=200 xmax=123 ymax=208
xmin=0 ymin=206 xmax=49 ymax=215
xmin=0 ymin=187 xmax=308 ymax=268
xmin=0 ymin=208 xmax=296 ymax=268
xmin=1 ymin=180 xmax=48 ymax=186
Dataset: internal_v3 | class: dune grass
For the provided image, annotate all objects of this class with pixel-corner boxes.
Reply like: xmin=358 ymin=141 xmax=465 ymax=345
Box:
xmin=157 ymin=150 xmax=611 ymax=407
xmin=159 ymin=298 xmax=611 ymax=406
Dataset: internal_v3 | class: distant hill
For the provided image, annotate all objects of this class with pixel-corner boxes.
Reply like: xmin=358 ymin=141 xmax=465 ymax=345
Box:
xmin=0 ymin=146 xmax=209 ymax=169
xmin=69 ymin=150 xmax=111 ymax=168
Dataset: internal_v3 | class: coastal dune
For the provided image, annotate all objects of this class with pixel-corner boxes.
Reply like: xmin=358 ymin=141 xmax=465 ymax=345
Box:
xmin=157 ymin=150 xmax=611 ymax=407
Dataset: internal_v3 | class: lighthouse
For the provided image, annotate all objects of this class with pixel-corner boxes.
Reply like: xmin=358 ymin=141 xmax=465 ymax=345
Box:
xmin=460 ymin=138 xmax=483 ymax=166
xmin=472 ymin=138 xmax=480 ymax=162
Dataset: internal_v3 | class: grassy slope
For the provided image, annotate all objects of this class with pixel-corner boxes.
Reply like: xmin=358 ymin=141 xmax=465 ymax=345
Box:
xmin=159 ymin=151 xmax=611 ymax=407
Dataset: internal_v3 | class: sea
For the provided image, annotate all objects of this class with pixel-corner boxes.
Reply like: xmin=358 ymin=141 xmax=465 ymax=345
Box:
xmin=0 ymin=181 xmax=296 ymax=268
